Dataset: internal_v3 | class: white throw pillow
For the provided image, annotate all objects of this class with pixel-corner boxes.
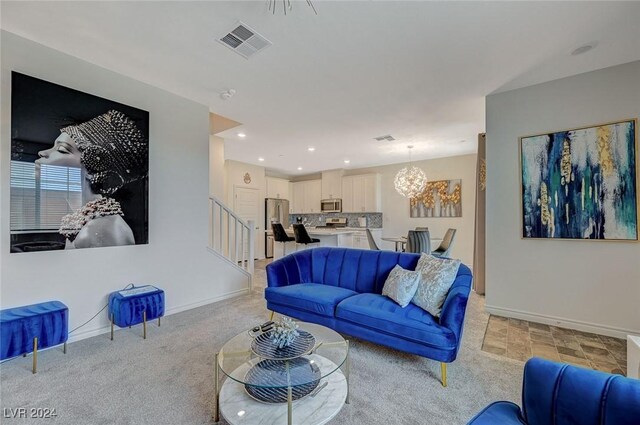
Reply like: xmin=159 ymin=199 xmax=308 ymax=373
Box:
xmin=411 ymin=254 xmax=461 ymax=317
xmin=382 ymin=265 xmax=421 ymax=308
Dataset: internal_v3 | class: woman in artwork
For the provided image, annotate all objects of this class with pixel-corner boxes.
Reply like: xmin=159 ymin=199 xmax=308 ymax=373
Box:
xmin=35 ymin=110 xmax=148 ymax=249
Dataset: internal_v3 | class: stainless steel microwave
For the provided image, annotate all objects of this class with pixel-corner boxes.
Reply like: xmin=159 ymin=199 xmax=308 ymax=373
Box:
xmin=321 ymin=199 xmax=342 ymax=213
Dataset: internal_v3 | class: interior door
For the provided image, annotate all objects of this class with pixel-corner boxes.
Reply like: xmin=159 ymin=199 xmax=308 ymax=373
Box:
xmin=234 ymin=186 xmax=261 ymax=260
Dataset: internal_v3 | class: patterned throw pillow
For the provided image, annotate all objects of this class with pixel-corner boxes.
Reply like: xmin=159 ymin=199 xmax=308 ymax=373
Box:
xmin=411 ymin=254 xmax=461 ymax=317
xmin=382 ymin=265 xmax=421 ymax=308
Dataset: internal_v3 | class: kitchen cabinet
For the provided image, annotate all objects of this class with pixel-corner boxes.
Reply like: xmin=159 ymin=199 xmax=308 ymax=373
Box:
xmin=351 ymin=229 xmax=383 ymax=250
xmin=321 ymin=170 xmax=343 ymax=200
xmin=266 ymin=177 xmax=290 ymax=200
xmin=291 ymin=179 xmax=322 ymax=213
xmin=341 ymin=174 xmax=381 ymax=213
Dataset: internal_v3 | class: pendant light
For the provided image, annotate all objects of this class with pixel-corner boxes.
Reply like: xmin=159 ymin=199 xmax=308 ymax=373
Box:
xmin=394 ymin=145 xmax=427 ymax=198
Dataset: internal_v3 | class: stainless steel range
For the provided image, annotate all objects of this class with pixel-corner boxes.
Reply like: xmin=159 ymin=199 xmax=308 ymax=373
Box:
xmin=315 ymin=217 xmax=347 ymax=229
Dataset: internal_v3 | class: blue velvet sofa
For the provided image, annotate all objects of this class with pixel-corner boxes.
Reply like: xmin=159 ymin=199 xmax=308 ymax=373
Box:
xmin=265 ymin=247 xmax=473 ymax=386
xmin=468 ymin=357 xmax=640 ymax=425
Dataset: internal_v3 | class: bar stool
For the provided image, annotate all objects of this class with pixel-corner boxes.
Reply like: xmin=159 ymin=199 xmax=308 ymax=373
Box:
xmin=272 ymin=223 xmax=295 ymax=256
xmin=293 ymin=224 xmax=320 ymax=249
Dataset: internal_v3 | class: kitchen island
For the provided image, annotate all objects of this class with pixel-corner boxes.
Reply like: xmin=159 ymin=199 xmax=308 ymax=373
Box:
xmin=273 ymin=227 xmax=382 ymax=260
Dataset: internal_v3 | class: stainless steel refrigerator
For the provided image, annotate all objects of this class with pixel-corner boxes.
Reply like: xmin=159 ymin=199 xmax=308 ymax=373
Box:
xmin=265 ymin=198 xmax=290 ymax=258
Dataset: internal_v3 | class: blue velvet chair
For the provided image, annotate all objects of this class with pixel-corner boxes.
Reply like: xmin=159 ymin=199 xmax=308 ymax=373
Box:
xmin=468 ymin=357 xmax=640 ymax=425
xmin=265 ymin=247 xmax=473 ymax=386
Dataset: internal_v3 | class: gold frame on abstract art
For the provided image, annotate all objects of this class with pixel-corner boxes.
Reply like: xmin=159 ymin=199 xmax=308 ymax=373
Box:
xmin=518 ymin=118 xmax=639 ymax=242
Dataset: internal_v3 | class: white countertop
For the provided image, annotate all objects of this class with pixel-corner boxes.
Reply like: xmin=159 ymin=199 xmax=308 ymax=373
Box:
xmin=285 ymin=228 xmax=356 ymax=236
xmin=266 ymin=227 xmax=382 ymax=236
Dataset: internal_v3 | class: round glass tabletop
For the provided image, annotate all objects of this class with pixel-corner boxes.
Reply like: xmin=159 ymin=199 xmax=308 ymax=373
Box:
xmin=217 ymin=322 xmax=348 ymax=389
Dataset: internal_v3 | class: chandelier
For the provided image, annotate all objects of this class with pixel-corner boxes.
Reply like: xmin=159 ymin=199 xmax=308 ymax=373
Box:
xmin=268 ymin=0 xmax=317 ymax=15
xmin=394 ymin=145 xmax=427 ymax=198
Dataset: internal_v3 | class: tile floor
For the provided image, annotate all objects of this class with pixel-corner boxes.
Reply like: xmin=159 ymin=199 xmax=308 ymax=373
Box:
xmin=482 ymin=315 xmax=627 ymax=376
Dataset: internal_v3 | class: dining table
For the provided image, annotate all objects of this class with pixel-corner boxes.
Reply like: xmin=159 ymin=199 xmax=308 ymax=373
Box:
xmin=381 ymin=236 xmax=443 ymax=252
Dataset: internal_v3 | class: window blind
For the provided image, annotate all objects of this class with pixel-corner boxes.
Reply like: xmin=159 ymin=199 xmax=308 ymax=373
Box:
xmin=10 ymin=161 xmax=82 ymax=231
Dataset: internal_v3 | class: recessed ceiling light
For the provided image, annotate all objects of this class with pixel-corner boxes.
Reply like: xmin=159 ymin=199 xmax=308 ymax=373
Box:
xmin=344 ymin=159 xmax=350 ymax=164
xmin=297 ymin=166 xmax=303 ymax=170
xmin=237 ymin=132 xmax=246 ymax=138
xmin=571 ymin=43 xmax=596 ymax=56
xmin=258 ymin=157 xmax=265 ymax=162
xmin=237 ymin=411 xmax=246 ymax=417
xmin=307 ymin=147 xmax=315 ymax=152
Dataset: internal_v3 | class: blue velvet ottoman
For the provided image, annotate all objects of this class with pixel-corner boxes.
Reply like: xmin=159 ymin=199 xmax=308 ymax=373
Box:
xmin=108 ymin=285 xmax=164 ymax=340
xmin=0 ymin=300 xmax=68 ymax=373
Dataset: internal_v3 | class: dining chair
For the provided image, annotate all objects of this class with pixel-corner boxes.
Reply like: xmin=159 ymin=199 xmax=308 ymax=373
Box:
xmin=432 ymin=228 xmax=456 ymax=257
xmin=292 ymin=224 xmax=320 ymax=246
xmin=365 ymin=229 xmax=380 ymax=250
xmin=405 ymin=230 xmax=431 ymax=254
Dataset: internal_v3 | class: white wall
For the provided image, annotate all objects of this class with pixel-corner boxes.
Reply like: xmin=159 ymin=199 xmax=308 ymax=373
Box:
xmin=225 ymin=160 xmax=266 ymax=259
xmin=486 ymin=61 xmax=640 ymax=338
xmin=346 ymin=153 xmax=477 ymax=266
xmin=0 ymin=31 xmax=250 ymax=341
xmin=209 ymin=135 xmax=225 ymax=199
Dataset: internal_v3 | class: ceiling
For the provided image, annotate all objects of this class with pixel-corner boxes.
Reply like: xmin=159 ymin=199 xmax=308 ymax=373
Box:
xmin=2 ymin=1 xmax=639 ymax=176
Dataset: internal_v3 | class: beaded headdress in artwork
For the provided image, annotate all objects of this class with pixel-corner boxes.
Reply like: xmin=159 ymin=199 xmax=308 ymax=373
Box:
xmin=61 ymin=110 xmax=148 ymax=195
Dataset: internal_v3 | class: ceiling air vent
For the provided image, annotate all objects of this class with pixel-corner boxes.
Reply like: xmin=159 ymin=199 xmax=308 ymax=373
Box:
xmin=374 ymin=134 xmax=396 ymax=142
xmin=217 ymin=22 xmax=272 ymax=59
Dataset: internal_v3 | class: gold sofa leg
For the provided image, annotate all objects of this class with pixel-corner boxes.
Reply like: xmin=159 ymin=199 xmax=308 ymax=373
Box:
xmin=269 ymin=311 xmax=275 ymax=321
xmin=441 ymin=362 xmax=447 ymax=387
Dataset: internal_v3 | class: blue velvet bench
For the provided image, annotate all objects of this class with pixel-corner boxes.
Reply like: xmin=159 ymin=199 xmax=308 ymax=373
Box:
xmin=108 ymin=285 xmax=164 ymax=340
xmin=0 ymin=301 xmax=68 ymax=373
xmin=266 ymin=247 xmax=473 ymax=386
xmin=467 ymin=357 xmax=640 ymax=425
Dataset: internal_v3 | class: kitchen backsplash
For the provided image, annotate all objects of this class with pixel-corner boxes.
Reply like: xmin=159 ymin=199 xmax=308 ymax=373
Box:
xmin=288 ymin=213 xmax=383 ymax=228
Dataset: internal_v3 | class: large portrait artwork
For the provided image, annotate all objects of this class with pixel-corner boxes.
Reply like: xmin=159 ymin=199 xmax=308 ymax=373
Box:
xmin=10 ymin=72 xmax=149 ymax=252
xmin=520 ymin=120 xmax=637 ymax=241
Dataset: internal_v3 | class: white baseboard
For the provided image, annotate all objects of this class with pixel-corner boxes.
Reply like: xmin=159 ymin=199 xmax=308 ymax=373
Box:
xmin=485 ymin=304 xmax=639 ymax=339
xmin=67 ymin=287 xmax=251 ymax=344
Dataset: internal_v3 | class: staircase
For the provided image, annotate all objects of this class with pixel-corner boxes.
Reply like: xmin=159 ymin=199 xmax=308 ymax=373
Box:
xmin=208 ymin=195 xmax=255 ymax=287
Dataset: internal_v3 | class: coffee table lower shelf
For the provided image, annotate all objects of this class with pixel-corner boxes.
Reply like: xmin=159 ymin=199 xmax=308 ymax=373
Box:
xmin=219 ymin=356 xmax=347 ymax=425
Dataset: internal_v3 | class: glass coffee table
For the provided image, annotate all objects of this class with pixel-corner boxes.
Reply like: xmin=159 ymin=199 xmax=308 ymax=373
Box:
xmin=214 ymin=322 xmax=349 ymax=425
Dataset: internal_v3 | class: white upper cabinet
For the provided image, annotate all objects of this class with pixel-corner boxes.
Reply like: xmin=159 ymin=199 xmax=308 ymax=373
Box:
xmin=341 ymin=174 xmax=381 ymax=213
xmin=304 ymin=180 xmax=322 ymax=213
xmin=342 ymin=177 xmax=354 ymax=213
xmin=291 ymin=179 xmax=322 ymax=213
xmin=321 ymin=170 xmax=343 ymax=200
xmin=291 ymin=182 xmax=305 ymax=213
xmin=266 ymin=177 xmax=290 ymax=200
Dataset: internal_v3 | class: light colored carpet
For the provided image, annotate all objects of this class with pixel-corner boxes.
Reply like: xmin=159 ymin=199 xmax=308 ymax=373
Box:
xmin=1 ymin=261 xmax=523 ymax=424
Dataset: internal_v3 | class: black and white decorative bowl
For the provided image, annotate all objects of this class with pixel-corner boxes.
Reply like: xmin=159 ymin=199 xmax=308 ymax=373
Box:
xmin=244 ymin=358 xmax=321 ymax=404
xmin=251 ymin=330 xmax=316 ymax=360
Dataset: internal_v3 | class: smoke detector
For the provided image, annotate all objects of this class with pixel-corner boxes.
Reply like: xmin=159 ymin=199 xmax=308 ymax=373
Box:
xmin=218 ymin=22 xmax=272 ymax=59
xmin=374 ymin=134 xmax=396 ymax=142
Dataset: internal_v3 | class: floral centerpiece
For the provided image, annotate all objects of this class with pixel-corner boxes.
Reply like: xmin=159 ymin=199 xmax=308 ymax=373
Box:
xmin=270 ymin=317 xmax=299 ymax=349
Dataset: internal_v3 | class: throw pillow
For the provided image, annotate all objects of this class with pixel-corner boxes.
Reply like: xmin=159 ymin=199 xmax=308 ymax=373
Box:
xmin=411 ymin=254 xmax=461 ymax=317
xmin=382 ymin=265 xmax=421 ymax=308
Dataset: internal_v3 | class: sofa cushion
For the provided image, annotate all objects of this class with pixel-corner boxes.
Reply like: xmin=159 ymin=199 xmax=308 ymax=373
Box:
xmin=336 ymin=293 xmax=456 ymax=348
xmin=265 ymin=283 xmax=358 ymax=317
xmin=412 ymin=254 xmax=461 ymax=317
xmin=381 ymin=265 xmax=421 ymax=307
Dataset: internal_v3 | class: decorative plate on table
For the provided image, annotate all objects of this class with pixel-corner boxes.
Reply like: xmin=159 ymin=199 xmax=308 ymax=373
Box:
xmin=251 ymin=330 xmax=316 ymax=360
xmin=244 ymin=358 xmax=321 ymax=404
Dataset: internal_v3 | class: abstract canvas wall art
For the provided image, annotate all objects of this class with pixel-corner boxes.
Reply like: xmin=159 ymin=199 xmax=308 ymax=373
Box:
xmin=520 ymin=120 xmax=637 ymax=240
xmin=410 ymin=179 xmax=462 ymax=218
xmin=10 ymin=72 xmax=149 ymax=252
